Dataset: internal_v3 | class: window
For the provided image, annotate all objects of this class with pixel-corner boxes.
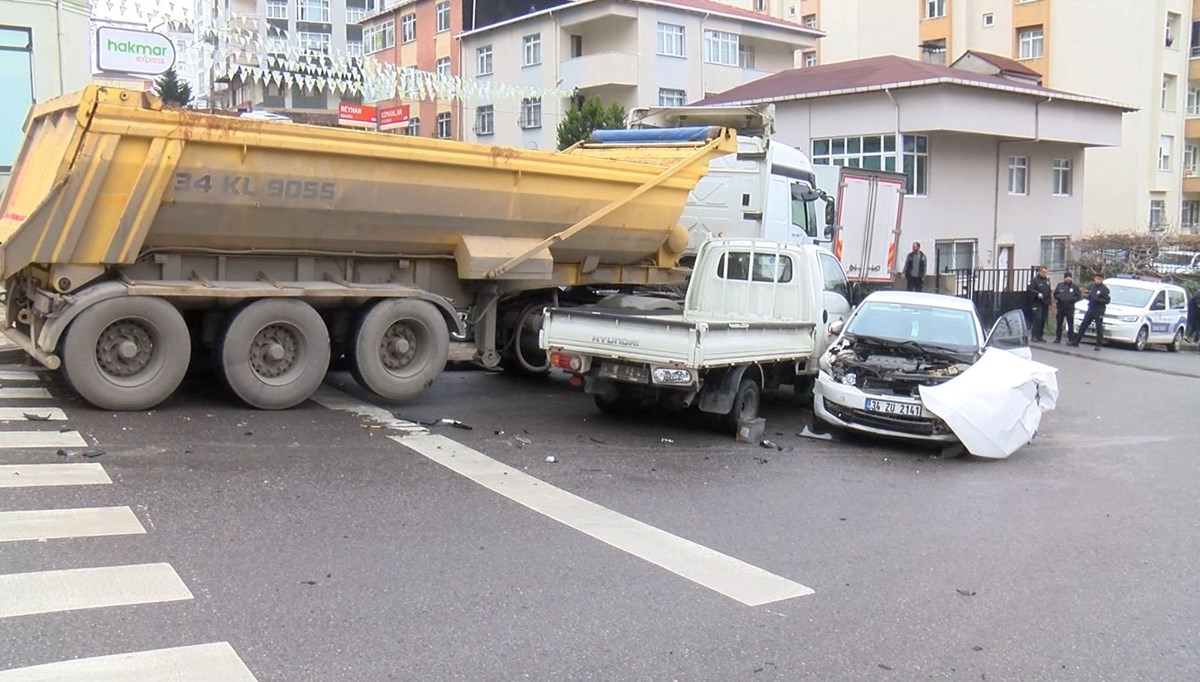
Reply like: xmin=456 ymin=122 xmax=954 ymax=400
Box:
xmin=401 ymin=13 xmax=416 ymax=43
xmin=754 ymin=0 xmax=766 ymax=10
xmin=1188 ymin=85 xmax=1200 ymax=115
xmin=520 ymin=97 xmax=542 ymax=129
xmin=658 ymin=88 xmax=687 ymax=106
xmin=523 ymin=33 xmax=542 ymax=66
xmin=477 ymin=45 xmax=493 ymax=75
xmin=1017 ymin=26 xmax=1044 ymax=60
xmin=902 ymin=135 xmax=928 ymax=196
xmin=738 ymin=43 xmax=755 ymax=69
xmin=704 ymin=30 xmax=739 ymax=66
xmin=1150 ymin=199 xmax=1167 ymax=229
xmin=364 ymin=20 xmax=394 ymax=53
xmin=434 ymin=57 xmax=450 ymax=79
xmin=1008 ymin=155 xmax=1029 ymax=195
xmin=1185 ymin=145 xmax=1198 ymax=175
xmin=657 ymin=22 xmax=685 ymax=57
xmin=1040 ymin=236 xmax=1069 ymax=270
xmin=1182 ymin=200 xmax=1200 ymax=227
xmin=266 ymin=0 xmax=287 ymax=20
xmin=297 ymin=0 xmax=331 ymax=23
xmin=802 ymin=14 xmax=816 ymax=28
xmin=1051 ymin=159 xmax=1072 ymax=196
xmin=475 ymin=105 xmax=494 ymax=136
xmin=345 ymin=40 xmax=363 ymax=57
xmin=436 ymin=112 xmax=451 ymax=139
xmin=1163 ymin=74 xmax=1177 ymax=110
xmin=921 ymin=39 xmax=946 ymax=65
xmin=435 ymin=1 xmax=451 ymax=32
xmin=1159 ymin=135 xmax=1174 ymax=171
xmin=346 ymin=6 xmax=366 ymax=23
xmin=570 ymin=34 xmax=583 ymax=58
xmin=405 ymin=118 xmax=420 ymax=136
xmin=297 ymin=31 xmax=331 ymax=54
xmin=0 ymin=27 xmax=33 ymax=173
xmin=819 ymin=253 xmax=850 ymax=299
xmin=803 ymin=51 xmax=817 ymax=67
xmin=925 ymin=0 xmax=945 ymax=19
xmin=982 ymin=12 xmax=994 ymax=27
xmin=1167 ymin=12 xmax=1180 ymax=48
xmin=1192 ymin=19 xmax=1200 ymax=58
xmin=812 ymin=134 xmax=899 ymax=172
xmin=718 ymin=252 xmax=794 ymax=283
xmin=1170 ymin=289 xmax=1187 ymax=310
xmin=935 ymin=239 xmax=977 ymax=272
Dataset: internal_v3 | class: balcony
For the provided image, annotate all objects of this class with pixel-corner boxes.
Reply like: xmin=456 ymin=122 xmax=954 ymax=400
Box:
xmin=1184 ymin=173 xmax=1200 ymax=194
xmin=560 ymin=52 xmax=638 ymax=90
xmin=1187 ymin=117 xmax=1200 ymax=138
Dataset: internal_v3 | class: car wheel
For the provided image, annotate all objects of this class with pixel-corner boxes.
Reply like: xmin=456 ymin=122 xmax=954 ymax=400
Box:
xmin=1167 ymin=328 xmax=1183 ymax=353
xmin=1134 ymin=326 xmax=1149 ymax=352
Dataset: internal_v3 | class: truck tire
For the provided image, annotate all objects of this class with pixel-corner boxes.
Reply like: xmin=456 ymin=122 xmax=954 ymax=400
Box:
xmin=348 ymin=299 xmax=449 ymax=401
xmin=219 ymin=299 xmax=330 ymax=410
xmin=60 ymin=297 xmax=191 ymax=411
xmin=721 ymin=378 xmax=761 ymax=432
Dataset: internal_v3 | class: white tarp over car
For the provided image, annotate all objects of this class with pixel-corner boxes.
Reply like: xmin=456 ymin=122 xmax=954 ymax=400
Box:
xmin=917 ymin=348 xmax=1059 ymax=459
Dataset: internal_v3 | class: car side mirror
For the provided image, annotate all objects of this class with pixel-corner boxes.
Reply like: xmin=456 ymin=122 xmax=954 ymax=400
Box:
xmin=828 ymin=319 xmax=845 ymax=336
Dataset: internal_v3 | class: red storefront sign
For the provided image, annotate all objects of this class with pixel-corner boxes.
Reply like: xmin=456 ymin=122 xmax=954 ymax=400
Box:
xmin=378 ymin=104 xmax=411 ymax=131
xmin=337 ymin=102 xmax=377 ymax=128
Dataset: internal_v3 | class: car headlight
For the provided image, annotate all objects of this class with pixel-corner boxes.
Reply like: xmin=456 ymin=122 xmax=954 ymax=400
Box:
xmin=1117 ymin=315 xmax=1139 ymax=323
xmin=652 ymin=367 xmax=694 ymax=385
xmin=840 ymin=372 xmax=857 ymax=387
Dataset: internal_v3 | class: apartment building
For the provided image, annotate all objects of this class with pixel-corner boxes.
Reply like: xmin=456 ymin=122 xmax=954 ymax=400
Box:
xmin=357 ymin=0 xmax=462 ymax=138
xmin=458 ymin=0 xmax=820 ymax=150
xmin=1 ymin=0 xmax=93 ymax=192
xmin=711 ymin=0 xmax=1195 ymax=235
xmin=697 ymin=56 xmax=1131 ymax=272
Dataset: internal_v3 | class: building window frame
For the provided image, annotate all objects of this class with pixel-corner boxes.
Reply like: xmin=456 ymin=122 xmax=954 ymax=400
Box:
xmin=364 ymin=19 xmax=395 ymax=53
xmin=924 ymin=0 xmax=946 ymax=19
xmin=1051 ymin=158 xmax=1072 ymax=197
xmin=404 ymin=117 xmax=420 ymax=136
xmin=703 ymin=29 xmax=739 ymax=66
xmin=0 ymin=25 xmax=34 ymax=173
xmin=1150 ymin=198 xmax=1168 ymax=229
xmin=296 ymin=0 xmax=331 ymax=24
xmin=345 ymin=40 xmax=363 ymax=57
xmin=435 ymin=56 xmax=450 ymax=79
xmin=436 ymin=112 xmax=452 ymax=139
xmin=1163 ymin=74 xmax=1178 ymax=110
xmin=296 ymin=31 xmax=331 ymax=54
xmin=935 ymin=239 xmax=977 ymax=272
xmin=475 ymin=105 xmax=494 ymax=136
xmin=1039 ymin=236 xmax=1069 ymax=270
xmin=266 ymin=0 xmax=288 ymax=20
xmin=738 ymin=43 xmax=755 ymax=69
xmin=1185 ymin=144 xmax=1199 ymax=175
xmin=656 ymin=22 xmax=685 ymax=57
xmin=435 ymin=1 xmax=451 ymax=33
xmin=1017 ymin=26 xmax=1044 ymax=60
xmin=523 ymin=33 xmax=542 ymax=67
xmin=520 ymin=97 xmax=542 ymax=130
xmin=401 ymin=13 xmax=416 ymax=43
xmin=658 ymin=88 xmax=687 ymax=106
xmin=1007 ymin=155 xmax=1029 ymax=195
xmin=477 ymin=45 xmax=493 ymax=76
xmin=1159 ymin=135 xmax=1174 ymax=171
xmin=803 ymin=50 xmax=817 ymax=67
xmin=1182 ymin=200 xmax=1200 ymax=228
xmin=802 ymin=14 xmax=817 ymax=28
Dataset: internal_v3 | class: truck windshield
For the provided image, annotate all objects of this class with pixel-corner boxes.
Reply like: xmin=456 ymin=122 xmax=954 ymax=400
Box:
xmin=846 ymin=301 xmax=979 ymax=348
xmin=790 ymin=188 xmax=818 ymax=238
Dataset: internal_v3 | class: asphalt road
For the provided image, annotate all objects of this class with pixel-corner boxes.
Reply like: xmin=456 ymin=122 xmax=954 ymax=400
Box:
xmin=1 ymin=344 xmax=1198 ymax=681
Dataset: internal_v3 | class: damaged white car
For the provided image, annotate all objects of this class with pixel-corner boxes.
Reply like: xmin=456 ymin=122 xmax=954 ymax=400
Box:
xmin=813 ymin=291 xmax=1057 ymax=457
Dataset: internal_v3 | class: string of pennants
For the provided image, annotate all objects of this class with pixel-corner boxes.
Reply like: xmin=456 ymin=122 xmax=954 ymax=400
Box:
xmin=92 ymin=0 xmax=574 ymax=104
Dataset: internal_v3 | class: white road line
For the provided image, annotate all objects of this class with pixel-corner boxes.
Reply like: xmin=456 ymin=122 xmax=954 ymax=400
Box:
xmin=0 ymin=431 xmax=87 ymax=449
xmin=0 ymin=563 xmax=193 ymax=619
xmin=0 ymin=371 xmax=42 ymax=382
xmin=311 ymin=384 xmax=429 ymax=435
xmin=0 ymin=388 xmax=51 ymax=400
xmin=0 ymin=642 xmax=258 ymax=681
xmin=0 ymin=507 xmax=145 ymax=543
xmin=393 ymin=434 xmax=814 ymax=607
xmin=0 ymin=408 xmax=67 ymax=421
xmin=0 ymin=464 xmax=111 ymax=488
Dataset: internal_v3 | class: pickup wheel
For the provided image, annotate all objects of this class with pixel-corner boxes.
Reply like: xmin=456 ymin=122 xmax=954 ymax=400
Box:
xmin=219 ymin=299 xmax=330 ymax=410
xmin=60 ymin=297 xmax=190 ymax=411
xmin=722 ymin=378 xmax=762 ymax=432
xmin=594 ymin=384 xmax=637 ymax=416
xmin=349 ymin=299 xmax=449 ymax=401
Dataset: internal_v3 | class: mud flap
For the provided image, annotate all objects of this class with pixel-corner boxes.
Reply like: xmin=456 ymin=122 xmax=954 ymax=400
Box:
xmin=697 ymin=366 xmax=751 ymax=415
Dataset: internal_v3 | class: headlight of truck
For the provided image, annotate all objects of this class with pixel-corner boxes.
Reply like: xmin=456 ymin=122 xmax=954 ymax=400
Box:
xmin=1117 ymin=315 xmax=1140 ymax=323
xmin=652 ymin=367 xmax=694 ymax=385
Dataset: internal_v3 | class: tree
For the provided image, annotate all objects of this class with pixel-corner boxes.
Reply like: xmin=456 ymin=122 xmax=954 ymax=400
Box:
xmin=154 ymin=68 xmax=193 ymax=108
xmin=556 ymin=95 xmax=626 ymax=150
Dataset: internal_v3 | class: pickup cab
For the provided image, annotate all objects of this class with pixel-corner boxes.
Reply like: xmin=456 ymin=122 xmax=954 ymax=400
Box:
xmin=538 ymin=239 xmax=853 ymax=431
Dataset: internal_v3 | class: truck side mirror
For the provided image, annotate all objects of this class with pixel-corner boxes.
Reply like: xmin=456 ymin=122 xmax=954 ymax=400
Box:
xmin=791 ymin=184 xmax=823 ymax=202
xmin=824 ymin=202 xmax=836 ymax=235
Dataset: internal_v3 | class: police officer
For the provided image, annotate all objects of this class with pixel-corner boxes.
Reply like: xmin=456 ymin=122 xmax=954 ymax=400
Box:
xmin=1069 ymin=274 xmax=1111 ymax=351
xmin=1026 ymin=266 xmax=1052 ymax=342
xmin=1052 ymin=271 xmax=1082 ymax=344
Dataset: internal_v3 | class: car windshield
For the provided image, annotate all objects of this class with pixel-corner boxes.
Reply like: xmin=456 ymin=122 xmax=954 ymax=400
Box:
xmin=1106 ymin=284 xmax=1154 ymax=308
xmin=845 ymin=301 xmax=978 ymax=348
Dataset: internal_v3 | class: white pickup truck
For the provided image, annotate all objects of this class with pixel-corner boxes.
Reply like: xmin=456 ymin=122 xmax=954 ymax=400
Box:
xmin=538 ymin=239 xmax=853 ymax=431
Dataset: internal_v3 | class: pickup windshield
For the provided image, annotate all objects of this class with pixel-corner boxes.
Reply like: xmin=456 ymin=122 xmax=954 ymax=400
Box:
xmin=1106 ymin=284 xmax=1154 ymax=308
xmin=846 ymin=301 xmax=979 ymax=349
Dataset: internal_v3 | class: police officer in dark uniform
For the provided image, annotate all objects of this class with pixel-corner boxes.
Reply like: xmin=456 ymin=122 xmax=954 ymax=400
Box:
xmin=1069 ymin=274 xmax=1111 ymax=350
xmin=1026 ymin=266 xmax=1052 ymax=342
xmin=1052 ymin=271 xmax=1082 ymax=344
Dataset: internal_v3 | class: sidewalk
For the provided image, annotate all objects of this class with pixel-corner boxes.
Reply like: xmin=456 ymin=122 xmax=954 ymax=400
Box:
xmin=1033 ymin=337 xmax=1200 ymax=379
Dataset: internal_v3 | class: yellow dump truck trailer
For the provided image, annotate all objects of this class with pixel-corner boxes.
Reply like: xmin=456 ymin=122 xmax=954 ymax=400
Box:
xmin=0 ymin=87 xmax=735 ymax=410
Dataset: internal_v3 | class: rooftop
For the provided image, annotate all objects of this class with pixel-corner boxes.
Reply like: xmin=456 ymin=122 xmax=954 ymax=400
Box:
xmin=956 ymin=50 xmax=1042 ymax=79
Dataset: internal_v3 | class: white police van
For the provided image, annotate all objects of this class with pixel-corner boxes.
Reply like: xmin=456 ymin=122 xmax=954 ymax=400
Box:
xmin=1074 ymin=277 xmax=1189 ymax=351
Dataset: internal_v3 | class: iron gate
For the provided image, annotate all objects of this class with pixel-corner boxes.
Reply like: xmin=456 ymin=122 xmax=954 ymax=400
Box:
xmin=943 ymin=267 xmax=1037 ymax=329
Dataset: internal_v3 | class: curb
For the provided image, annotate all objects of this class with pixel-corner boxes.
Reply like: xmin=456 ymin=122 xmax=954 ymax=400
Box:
xmin=1035 ymin=343 xmax=1200 ymax=380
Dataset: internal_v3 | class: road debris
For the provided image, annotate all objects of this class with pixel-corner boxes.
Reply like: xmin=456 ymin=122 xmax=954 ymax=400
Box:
xmin=494 ymin=429 xmax=505 ymax=435
xmin=22 ymin=413 xmax=50 ymax=421
xmin=56 ymin=449 xmax=69 ymax=458
xmin=515 ymin=436 xmax=532 ymax=447
xmin=660 ymin=438 xmax=674 ymax=444
xmin=544 ymin=456 xmax=557 ymax=463
xmin=798 ymin=426 xmax=834 ymax=441
xmin=80 ymin=450 xmax=106 ymax=459
xmin=589 ymin=437 xmax=605 ymax=444
xmin=433 ymin=418 xmax=473 ymax=430
xmin=759 ymin=440 xmax=782 ymax=450
xmin=956 ymin=589 xmax=977 ymax=597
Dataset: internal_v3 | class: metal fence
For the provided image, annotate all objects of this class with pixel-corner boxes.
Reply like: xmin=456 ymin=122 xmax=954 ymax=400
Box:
xmin=943 ymin=267 xmax=1038 ymax=329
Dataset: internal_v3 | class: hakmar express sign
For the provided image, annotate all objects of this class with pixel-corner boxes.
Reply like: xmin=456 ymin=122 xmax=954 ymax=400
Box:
xmin=96 ymin=27 xmax=176 ymax=76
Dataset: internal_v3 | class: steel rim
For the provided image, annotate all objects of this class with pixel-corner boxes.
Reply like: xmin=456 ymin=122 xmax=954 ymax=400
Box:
xmin=95 ymin=318 xmax=157 ymax=382
xmin=738 ymin=387 xmax=760 ymax=421
xmin=1136 ymin=328 xmax=1148 ymax=349
xmin=379 ymin=319 xmax=429 ymax=377
xmin=250 ymin=323 xmax=303 ymax=382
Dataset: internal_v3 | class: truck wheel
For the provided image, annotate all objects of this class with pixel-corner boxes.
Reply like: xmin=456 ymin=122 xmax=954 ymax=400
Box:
xmin=722 ymin=379 xmax=761 ymax=432
xmin=60 ymin=297 xmax=190 ymax=411
xmin=219 ymin=299 xmax=330 ymax=410
xmin=348 ymin=299 xmax=449 ymax=401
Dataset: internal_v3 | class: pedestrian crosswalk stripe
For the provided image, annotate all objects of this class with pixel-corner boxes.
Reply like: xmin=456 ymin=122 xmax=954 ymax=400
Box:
xmin=0 ymin=641 xmax=258 ymax=681
xmin=0 ymin=563 xmax=193 ymax=619
xmin=310 ymin=384 xmax=429 ymax=435
xmin=0 ymin=408 xmax=68 ymax=421
xmin=0 ymin=507 xmax=146 ymax=543
xmin=0 ymin=371 xmax=42 ymax=382
xmin=0 ymin=388 xmax=51 ymax=400
xmin=0 ymin=464 xmax=111 ymax=488
xmin=0 ymin=431 xmax=87 ymax=449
